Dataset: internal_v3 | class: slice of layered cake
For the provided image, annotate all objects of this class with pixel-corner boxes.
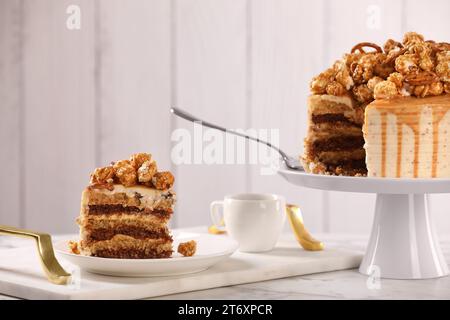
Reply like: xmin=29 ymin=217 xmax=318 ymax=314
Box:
xmin=75 ymin=153 xmax=176 ymax=258
xmin=302 ymin=32 xmax=450 ymax=177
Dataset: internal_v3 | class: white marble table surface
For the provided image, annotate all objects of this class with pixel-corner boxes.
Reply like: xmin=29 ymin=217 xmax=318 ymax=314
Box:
xmin=1 ymin=231 xmax=450 ymax=300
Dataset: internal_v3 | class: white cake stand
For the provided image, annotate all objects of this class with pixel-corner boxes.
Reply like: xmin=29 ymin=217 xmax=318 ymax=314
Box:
xmin=278 ymin=165 xmax=450 ymax=279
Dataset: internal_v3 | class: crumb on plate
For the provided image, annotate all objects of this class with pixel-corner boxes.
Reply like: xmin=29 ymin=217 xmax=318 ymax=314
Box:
xmin=177 ymin=240 xmax=197 ymax=257
xmin=68 ymin=240 xmax=80 ymax=255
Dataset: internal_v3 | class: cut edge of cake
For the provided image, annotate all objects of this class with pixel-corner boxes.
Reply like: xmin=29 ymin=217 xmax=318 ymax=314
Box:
xmin=302 ymin=94 xmax=367 ymax=176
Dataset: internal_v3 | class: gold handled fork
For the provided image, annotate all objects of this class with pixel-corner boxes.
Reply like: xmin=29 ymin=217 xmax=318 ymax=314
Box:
xmin=0 ymin=225 xmax=71 ymax=285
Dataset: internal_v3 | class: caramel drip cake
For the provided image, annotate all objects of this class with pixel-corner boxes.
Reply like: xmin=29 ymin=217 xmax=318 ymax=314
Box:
xmin=302 ymin=32 xmax=450 ymax=177
xmin=75 ymin=153 xmax=176 ymax=258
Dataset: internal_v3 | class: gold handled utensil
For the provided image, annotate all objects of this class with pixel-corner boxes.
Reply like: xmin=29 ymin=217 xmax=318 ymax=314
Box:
xmin=0 ymin=225 xmax=71 ymax=285
xmin=208 ymin=218 xmax=226 ymax=235
xmin=286 ymin=204 xmax=324 ymax=251
xmin=208 ymin=203 xmax=324 ymax=251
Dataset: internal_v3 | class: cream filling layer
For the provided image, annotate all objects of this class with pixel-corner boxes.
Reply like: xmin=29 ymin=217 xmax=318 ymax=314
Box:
xmin=82 ymin=184 xmax=175 ymax=211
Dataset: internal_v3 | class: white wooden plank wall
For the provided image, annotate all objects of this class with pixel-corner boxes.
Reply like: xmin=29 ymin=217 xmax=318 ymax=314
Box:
xmin=0 ymin=0 xmax=449 ymax=234
xmin=97 ymin=0 xmax=171 ymax=171
xmin=0 ymin=0 xmax=22 ymax=227
xmin=22 ymin=0 xmax=96 ymax=233
xmin=249 ymin=0 xmax=326 ymax=232
xmin=174 ymin=0 xmax=248 ymax=227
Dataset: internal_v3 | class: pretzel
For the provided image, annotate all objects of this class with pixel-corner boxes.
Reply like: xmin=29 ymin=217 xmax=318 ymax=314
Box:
xmin=430 ymin=42 xmax=450 ymax=52
xmin=404 ymin=71 xmax=439 ymax=86
xmin=351 ymin=42 xmax=383 ymax=54
xmin=387 ymin=40 xmax=403 ymax=51
xmin=384 ymin=47 xmax=407 ymax=65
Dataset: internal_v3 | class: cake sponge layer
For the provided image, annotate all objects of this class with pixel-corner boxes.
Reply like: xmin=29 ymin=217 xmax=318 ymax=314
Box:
xmin=80 ymin=234 xmax=173 ymax=259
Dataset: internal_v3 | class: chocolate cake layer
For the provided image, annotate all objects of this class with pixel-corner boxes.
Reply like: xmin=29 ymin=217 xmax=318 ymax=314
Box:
xmin=79 ymin=214 xmax=170 ymax=231
xmin=86 ymin=226 xmax=172 ymax=243
xmin=311 ymin=136 xmax=365 ymax=153
xmin=325 ymin=160 xmax=367 ymax=175
xmin=329 ymin=158 xmax=367 ymax=169
xmin=87 ymin=205 xmax=172 ymax=217
xmin=93 ymin=248 xmax=172 ymax=259
xmin=315 ymin=149 xmax=366 ymax=164
xmin=312 ymin=114 xmax=361 ymax=128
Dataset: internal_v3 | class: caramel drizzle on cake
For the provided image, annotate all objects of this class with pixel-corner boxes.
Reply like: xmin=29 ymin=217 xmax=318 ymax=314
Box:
xmin=396 ymin=118 xmax=403 ymax=178
xmin=380 ymin=112 xmax=387 ymax=177
xmin=367 ymin=95 xmax=450 ymax=178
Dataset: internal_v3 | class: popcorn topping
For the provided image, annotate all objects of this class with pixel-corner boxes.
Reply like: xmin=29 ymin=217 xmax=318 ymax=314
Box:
xmin=90 ymin=166 xmax=115 ymax=184
xmin=387 ymin=72 xmax=404 ymax=89
xmin=138 ymin=160 xmax=157 ymax=183
xmin=113 ymin=160 xmax=137 ymax=187
xmin=326 ymin=81 xmax=346 ymax=96
xmin=310 ymin=32 xmax=450 ymax=102
xmin=151 ymin=171 xmax=175 ymax=190
xmin=374 ymin=81 xmax=399 ymax=100
xmin=89 ymin=153 xmax=174 ymax=190
xmin=178 ymin=240 xmax=197 ymax=257
xmin=352 ymin=84 xmax=372 ymax=103
xmin=130 ymin=153 xmax=152 ymax=170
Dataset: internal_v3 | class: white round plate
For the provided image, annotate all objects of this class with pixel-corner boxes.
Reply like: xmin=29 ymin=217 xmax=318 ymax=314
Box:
xmin=55 ymin=232 xmax=238 ymax=277
xmin=277 ymin=165 xmax=450 ymax=194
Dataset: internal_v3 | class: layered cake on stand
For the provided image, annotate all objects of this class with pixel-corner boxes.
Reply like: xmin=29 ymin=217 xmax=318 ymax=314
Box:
xmin=303 ymin=32 xmax=450 ymax=177
xmin=72 ymin=153 xmax=178 ymax=259
xmin=283 ymin=32 xmax=450 ymax=279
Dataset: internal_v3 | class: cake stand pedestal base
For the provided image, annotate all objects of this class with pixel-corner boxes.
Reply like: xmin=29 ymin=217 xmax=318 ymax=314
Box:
xmin=359 ymin=194 xmax=449 ymax=279
xmin=277 ymin=166 xmax=450 ymax=279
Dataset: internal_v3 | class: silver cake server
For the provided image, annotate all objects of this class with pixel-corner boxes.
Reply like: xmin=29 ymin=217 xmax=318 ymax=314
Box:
xmin=170 ymin=107 xmax=304 ymax=171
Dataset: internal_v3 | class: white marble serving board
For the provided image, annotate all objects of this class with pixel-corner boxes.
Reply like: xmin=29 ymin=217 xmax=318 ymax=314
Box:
xmin=0 ymin=232 xmax=363 ymax=300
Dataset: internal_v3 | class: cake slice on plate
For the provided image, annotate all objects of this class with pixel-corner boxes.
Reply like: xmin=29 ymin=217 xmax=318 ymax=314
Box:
xmin=74 ymin=153 xmax=176 ymax=258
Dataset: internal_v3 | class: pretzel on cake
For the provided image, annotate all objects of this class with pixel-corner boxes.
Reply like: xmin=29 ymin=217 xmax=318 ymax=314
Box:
xmin=351 ymin=42 xmax=383 ymax=54
xmin=404 ymin=71 xmax=440 ymax=86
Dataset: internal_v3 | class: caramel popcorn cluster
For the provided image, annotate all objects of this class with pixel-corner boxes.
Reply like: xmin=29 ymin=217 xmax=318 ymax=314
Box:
xmin=68 ymin=240 xmax=80 ymax=255
xmin=177 ymin=240 xmax=197 ymax=257
xmin=90 ymin=153 xmax=175 ymax=190
xmin=310 ymin=32 xmax=450 ymax=102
